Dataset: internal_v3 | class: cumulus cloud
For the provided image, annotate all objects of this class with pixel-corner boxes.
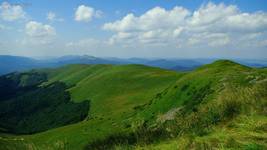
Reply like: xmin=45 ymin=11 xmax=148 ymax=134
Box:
xmin=26 ymin=21 xmax=56 ymax=37
xmin=189 ymin=3 xmax=238 ymax=27
xmin=75 ymin=5 xmax=103 ymax=22
xmin=0 ymin=1 xmax=26 ymax=21
xmin=188 ymin=33 xmax=230 ymax=47
xmin=188 ymin=3 xmax=267 ymax=33
xmin=103 ymin=6 xmax=190 ymax=32
xmin=24 ymin=21 xmax=56 ymax=44
xmin=103 ymin=2 xmax=267 ymax=48
xmin=47 ymin=12 xmax=64 ymax=22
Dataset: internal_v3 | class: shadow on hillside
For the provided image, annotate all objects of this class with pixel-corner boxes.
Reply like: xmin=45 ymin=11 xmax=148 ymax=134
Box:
xmin=0 ymin=72 xmax=90 ymax=134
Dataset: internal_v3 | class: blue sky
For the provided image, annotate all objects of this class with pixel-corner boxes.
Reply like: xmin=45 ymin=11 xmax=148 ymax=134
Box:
xmin=0 ymin=0 xmax=267 ymax=58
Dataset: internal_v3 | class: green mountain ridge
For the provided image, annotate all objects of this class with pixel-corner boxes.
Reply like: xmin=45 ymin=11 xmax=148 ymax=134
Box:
xmin=0 ymin=60 xmax=266 ymax=150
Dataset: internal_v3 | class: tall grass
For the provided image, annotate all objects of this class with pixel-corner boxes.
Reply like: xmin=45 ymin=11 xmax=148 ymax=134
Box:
xmin=85 ymin=81 xmax=267 ymax=149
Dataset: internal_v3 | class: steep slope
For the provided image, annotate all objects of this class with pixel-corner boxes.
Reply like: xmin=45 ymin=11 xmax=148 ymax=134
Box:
xmin=111 ymin=60 xmax=267 ymax=149
xmin=0 ymin=71 xmax=90 ymax=134
xmin=141 ymin=60 xmax=252 ymax=116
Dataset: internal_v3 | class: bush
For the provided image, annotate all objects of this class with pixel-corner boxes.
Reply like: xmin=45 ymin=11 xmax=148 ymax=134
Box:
xmin=221 ymin=99 xmax=241 ymax=119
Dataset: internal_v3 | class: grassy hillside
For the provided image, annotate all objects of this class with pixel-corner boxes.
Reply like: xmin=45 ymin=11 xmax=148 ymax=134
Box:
xmin=105 ymin=60 xmax=267 ymax=149
xmin=0 ymin=60 xmax=266 ymax=150
xmin=0 ymin=64 xmax=181 ymax=150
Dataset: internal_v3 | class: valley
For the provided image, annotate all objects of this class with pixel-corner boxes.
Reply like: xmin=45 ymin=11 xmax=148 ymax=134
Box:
xmin=0 ymin=60 xmax=266 ymax=150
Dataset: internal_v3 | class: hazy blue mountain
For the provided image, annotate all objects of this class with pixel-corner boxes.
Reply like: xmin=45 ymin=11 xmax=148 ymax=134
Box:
xmin=144 ymin=59 xmax=201 ymax=70
xmin=0 ymin=55 xmax=122 ymax=75
xmin=235 ymin=59 xmax=267 ymax=68
xmin=0 ymin=55 xmax=40 ymax=75
xmin=55 ymin=55 xmax=122 ymax=65
xmin=0 ymin=55 xmax=266 ymax=75
xmin=106 ymin=58 xmax=204 ymax=70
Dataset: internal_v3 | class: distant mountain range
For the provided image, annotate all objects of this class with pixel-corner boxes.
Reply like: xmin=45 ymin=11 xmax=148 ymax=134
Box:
xmin=0 ymin=55 xmax=266 ymax=75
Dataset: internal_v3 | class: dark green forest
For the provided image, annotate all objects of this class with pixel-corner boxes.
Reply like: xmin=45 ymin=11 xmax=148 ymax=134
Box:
xmin=0 ymin=72 xmax=89 ymax=134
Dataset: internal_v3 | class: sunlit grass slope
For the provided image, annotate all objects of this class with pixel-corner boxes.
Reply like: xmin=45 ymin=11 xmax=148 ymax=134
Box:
xmin=0 ymin=64 xmax=182 ymax=150
xmin=114 ymin=60 xmax=267 ymax=150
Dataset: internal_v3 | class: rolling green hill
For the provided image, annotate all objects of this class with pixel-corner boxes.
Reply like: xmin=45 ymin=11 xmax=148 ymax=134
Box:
xmin=110 ymin=60 xmax=267 ymax=150
xmin=0 ymin=64 xmax=181 ymax=149
xmin=0 ymin=60 xmax=266 ymax=150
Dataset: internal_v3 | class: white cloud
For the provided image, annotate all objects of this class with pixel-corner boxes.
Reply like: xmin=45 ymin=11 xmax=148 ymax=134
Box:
xmin=103 ymin=2 xmax=267 ymax=48
xmin=0 ymin=1 xmax=26 ymax=21
xmin=75 ymin=5 xmax=102 ymax=22
xmin=26 ymin=21 xmax=56 ymax=37
xmin=25 ymin=21 xmax=56 ymax=44
xmin=188 ymin=33 xmax=230 ymax=47
xmin=236 ymin=32 xmax=267 ymax=48
xmin=224 ymin=12 xmax=267 ymax=32
xmin=103 ymin=6 xmax=190 ymax=32
xmin=189 ymin=3 xmax=238 ymax=26
xmin=46 ymin=12 xmax=64 ymax=22
xmin=188 ymin=2 xmax=267 ymax=33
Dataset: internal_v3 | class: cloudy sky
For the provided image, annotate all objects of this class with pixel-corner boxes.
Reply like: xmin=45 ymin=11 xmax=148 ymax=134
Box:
xmin=0 ymin=0 xmax=267 ymax=58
